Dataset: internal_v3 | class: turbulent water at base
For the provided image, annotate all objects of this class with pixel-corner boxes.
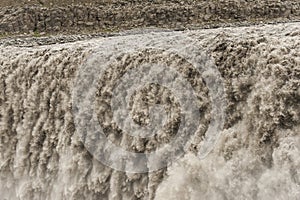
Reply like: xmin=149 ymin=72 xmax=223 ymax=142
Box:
xmin=0 ymin=23 xmax=299 ymax=200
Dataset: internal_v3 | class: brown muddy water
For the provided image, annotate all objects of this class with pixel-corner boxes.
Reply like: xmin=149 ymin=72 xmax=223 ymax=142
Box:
xmin=0 ymin=22 xmax=299 ymax=200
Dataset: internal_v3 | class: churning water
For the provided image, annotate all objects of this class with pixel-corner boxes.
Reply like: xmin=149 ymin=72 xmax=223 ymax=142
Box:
xmin=0 ymin=22 xmax=299 ymax=200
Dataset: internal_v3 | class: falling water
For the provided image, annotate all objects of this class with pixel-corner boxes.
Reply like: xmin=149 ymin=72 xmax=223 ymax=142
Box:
xmin=0 ymin=22 xmax=299 ymax=200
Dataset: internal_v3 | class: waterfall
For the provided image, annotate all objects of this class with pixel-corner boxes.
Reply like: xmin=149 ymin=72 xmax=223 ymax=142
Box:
xmin=0 ymin=22 xmax=299 ymax=200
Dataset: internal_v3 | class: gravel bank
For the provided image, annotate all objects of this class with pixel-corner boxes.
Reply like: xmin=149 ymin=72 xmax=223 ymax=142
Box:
xmin=0 ymin=0 xmax=299 ymax=36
